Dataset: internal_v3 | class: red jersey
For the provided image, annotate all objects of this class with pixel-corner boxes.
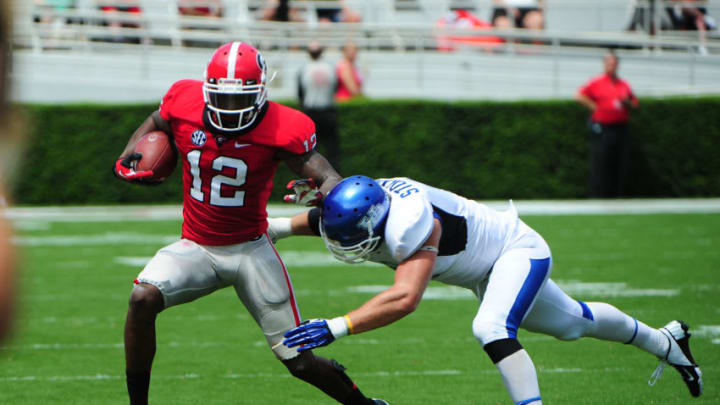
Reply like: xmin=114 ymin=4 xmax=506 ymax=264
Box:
xmin=578 ymin=74 xmax=637 ymax=124
xmin=159 ymin=80 xmax=317 ymax=246
xmin=335 ymin=60 xmax=362 ymax=101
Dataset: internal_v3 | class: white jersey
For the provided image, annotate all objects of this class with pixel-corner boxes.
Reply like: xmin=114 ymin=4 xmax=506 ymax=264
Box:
xmin=298 ymin=60 xmax=336 ymax=110
xmin=367 ymin=177 xmax=533 ymax=289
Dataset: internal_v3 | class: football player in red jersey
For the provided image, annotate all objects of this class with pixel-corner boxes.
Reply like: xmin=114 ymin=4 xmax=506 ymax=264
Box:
xmin=113 ymin=42 xmax=387 ymax=405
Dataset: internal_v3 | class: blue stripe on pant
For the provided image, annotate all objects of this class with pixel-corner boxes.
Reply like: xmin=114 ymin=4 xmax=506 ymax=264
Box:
xmin=517 ymin=396 xmax=542 ymax=405
xmin=505 ymin=257 xmax=551 ymax=339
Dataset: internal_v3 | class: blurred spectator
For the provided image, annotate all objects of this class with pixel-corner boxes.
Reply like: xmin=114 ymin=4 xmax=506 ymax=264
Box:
xmin=33 ymin=0 xmax=77 ymax=44
xmin=178 ymin=0 xmax=223 ymax=47
xmin=666 ymin=0 xmax=716 ymax=30
xmin=627 ymin=0 xmax=660 ymax=34
xmin=491 ymin=0 xmax=544 ymax=30
xmin=178 ymin=0 xmax=222 ymax=17
xmin=260 ymin=0 xmax=305 ymax=22
xmin=98 ymin=0 xmax=143 ymax=44
xmin=316 ymin=0 xmax=362 ymax=24
xmin=335 ymin=41 xmax=363 ymax=101
xmin=34 ymin=0 xmax=76 ymax=24
xmin=435 ymin=8 xmax=504 ymax=52
xmin=665 ymin=0 xmax=716 ymax=55
xmin=0 ymin=0 xmax=18 ymax=343
xmin=298 ymin=41 xmax=340 ymax=170
xmin=576 ymin=51 xmax=639 ymax=199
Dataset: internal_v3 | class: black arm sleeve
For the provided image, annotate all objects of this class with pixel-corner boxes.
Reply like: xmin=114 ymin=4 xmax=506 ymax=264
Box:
xmin=308 ymin=207 xmax=321 ymax=236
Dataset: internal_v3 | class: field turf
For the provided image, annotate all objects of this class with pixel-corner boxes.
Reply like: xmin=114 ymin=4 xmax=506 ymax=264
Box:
xmin=1 ymin=207 xmax=718 ymax=404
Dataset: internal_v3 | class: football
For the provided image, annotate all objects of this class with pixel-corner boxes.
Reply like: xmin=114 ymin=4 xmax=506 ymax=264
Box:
xmin=134 ymin=130 xmax=177 ymax=181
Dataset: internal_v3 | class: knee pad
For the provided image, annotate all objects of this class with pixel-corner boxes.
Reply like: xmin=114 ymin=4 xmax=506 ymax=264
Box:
xmin=472 ymin=314 xmax=510 ymax=346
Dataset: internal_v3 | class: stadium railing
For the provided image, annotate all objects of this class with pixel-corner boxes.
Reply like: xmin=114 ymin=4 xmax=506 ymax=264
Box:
xmin=17 ymin=0 xmax=720 ymax=52
xmin=11 ymin=0 xmax=720 ymax=103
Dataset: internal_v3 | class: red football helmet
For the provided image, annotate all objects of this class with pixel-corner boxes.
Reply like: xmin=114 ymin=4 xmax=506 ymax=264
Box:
xmin=203 ymin=42 xmax=268 ymax=131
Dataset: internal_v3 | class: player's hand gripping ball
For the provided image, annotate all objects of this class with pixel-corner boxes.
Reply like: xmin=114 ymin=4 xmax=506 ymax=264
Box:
xmin=114 ymin=131 xmax=177 ymax=184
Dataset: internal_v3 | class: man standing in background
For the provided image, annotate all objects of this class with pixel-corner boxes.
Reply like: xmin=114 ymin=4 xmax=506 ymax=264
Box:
xmin=576 ymin=50 xmax=639 ymax=198
xmin=298 ymin=41 xmax=340 ymax=170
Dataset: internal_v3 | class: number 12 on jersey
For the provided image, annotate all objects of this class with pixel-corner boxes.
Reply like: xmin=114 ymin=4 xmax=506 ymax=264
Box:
xmin=186 ymin=150 xmax=247 ymax=207
xmin=303 ymin=133 xmax=317 ymax=153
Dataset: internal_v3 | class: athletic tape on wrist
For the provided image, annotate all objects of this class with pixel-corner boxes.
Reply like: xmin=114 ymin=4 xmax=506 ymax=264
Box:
xmin=344 ymin=315 xmax=355 ymax=335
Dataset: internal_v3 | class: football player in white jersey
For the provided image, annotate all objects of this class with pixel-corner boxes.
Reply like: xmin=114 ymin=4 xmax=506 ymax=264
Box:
xmin=270 ymin=176 xmax=703 ymax=404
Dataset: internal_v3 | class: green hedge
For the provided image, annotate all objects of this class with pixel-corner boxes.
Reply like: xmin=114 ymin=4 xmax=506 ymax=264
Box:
xmin=10 ymin=97 xmax=720 ymax=205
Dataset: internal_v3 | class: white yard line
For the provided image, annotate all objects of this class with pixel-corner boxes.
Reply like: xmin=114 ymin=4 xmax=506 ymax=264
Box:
xmin=0 ymin=367 xmax=596 ymax=383
xmin=3 ymin=199 xmax=720 ymax=223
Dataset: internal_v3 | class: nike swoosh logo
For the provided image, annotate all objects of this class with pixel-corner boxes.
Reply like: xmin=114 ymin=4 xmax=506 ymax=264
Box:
xmin=234 ymin=142 xmax=251 ymax=148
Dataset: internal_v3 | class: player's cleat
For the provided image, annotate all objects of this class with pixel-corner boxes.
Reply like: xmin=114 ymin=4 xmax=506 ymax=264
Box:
xmin=371 ymin=400 xmax=389 ymax=405
xmin=648 ymin=320 xmax=703 ymax=397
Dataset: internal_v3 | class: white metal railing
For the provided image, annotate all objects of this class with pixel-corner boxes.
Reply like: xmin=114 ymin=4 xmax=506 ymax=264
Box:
xmin=12 ymin=1 xmax=720 ymax=103
xmin=14 ymin=5 xmax=720 ymax=55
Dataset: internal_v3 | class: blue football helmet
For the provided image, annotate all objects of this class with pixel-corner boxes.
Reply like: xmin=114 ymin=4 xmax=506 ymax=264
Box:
xmin=320 ymin=176 xmax=391 ymax=263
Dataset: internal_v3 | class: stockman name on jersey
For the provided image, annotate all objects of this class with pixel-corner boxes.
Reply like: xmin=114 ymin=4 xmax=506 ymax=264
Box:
xmin=191 ymin=130 xmax=207 ymax=146
xmin=382 ymin=179 xmax=420 ymax=198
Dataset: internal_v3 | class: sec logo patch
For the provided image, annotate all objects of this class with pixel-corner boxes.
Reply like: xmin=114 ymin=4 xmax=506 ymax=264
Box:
xmin=192 ymin=130 xmax=207 ymax=146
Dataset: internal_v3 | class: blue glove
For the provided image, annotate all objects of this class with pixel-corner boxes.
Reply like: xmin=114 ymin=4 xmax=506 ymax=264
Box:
xmin=283 ymin=319 xmax=337 ymax=352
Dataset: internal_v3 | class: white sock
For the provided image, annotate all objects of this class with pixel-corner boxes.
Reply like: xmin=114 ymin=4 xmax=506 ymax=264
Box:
xmin=495 ymin=349 xmax=542 ymax=404
xmin=631 ymin=321 xmax=670 ymax=358
xmin=585 ymin=302 xmax=669 ymax=357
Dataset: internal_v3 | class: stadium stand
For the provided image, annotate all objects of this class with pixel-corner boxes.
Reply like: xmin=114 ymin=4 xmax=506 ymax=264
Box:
xmin=10 ymin=0 xmax=720 ymax=103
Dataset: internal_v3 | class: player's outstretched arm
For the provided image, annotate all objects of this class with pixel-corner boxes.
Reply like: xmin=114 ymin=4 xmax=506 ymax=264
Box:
xmin=267 ymin=210 xmax=318 ymax=243
xmin=343 ymin=219 xmax=441 ymax=334
xmin=282 ymin=149 xmax=342 ymax=197
xmin=283 ymin=219 xmax=441 ymax=351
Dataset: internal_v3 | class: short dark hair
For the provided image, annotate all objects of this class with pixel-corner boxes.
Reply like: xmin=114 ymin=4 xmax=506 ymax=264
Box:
xmin=307 ymin=43 xmax=324 ymax=60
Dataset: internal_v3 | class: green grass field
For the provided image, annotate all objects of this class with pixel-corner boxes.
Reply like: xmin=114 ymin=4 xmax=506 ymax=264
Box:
xmin=1 ymin=208 xmax=719 ymax=404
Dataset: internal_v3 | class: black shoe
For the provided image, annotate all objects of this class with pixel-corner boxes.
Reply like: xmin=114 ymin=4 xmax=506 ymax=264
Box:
xmin=649 ymin=320 xmax=703 ymax=397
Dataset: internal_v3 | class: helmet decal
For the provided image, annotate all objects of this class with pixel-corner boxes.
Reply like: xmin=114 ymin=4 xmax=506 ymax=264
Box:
xmin=256 ymin=52 xmax=266 ymax=72
xmin=226 ymin=42 xmax=241 ymax=79
xmin=357 ymin=200 xmax=388 ymax=231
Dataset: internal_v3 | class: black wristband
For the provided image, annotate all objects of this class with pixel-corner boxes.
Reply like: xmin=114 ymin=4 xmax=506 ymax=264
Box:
xmin=308 ymin=207 xmax=321 ymax=236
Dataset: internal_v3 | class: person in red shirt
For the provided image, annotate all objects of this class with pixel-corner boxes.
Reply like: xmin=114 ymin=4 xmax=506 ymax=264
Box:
xmin=335 ymin=41 xmax=363 ymax=102
xmin=113 ymin=42 xmax=387 ymax=405
xmin=435 ymin=9 xmax=504 ymax=52
xmin=576 ymin=50 xmax=639 ymax=198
